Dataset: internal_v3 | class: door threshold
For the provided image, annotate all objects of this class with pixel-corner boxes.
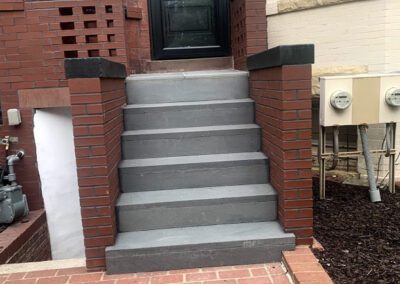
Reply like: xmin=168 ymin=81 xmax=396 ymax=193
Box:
xmin=144 ymin=57 xmax=233 ymax=74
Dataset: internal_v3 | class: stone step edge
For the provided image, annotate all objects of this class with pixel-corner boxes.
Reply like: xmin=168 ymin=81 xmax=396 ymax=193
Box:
xmin=117 ymin=184 xmax=277 ymax=208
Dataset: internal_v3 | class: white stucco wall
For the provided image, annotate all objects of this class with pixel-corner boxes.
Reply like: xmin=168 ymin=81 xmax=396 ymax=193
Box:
xmin=266 ymin=0 xmax=400 ymax=178
xmin=33 ymin=108 xmax=85 ymax=260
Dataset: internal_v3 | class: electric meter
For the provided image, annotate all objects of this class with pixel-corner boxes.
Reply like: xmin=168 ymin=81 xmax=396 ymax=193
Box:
xmin=330 ymin=90 xmax=352 ymax=110
xmin=385 ymin=87 xmax=400 ymax=107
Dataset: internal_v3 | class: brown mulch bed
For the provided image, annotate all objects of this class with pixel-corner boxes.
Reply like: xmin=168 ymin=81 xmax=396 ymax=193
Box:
xmin=313 ymin=178 xmax=400 ymax=284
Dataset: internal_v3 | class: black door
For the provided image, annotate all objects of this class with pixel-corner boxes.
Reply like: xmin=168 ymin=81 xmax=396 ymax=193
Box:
xmin=149 ymin=0 xmax=230 ymax=60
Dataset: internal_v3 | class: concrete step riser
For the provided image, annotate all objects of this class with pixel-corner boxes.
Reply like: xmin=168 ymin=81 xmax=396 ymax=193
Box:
xmin=123 ymin=102 xmax=254 ymax=130
xmin=106 ymin=240 xmax=293 ymax=274
xmin=146 ymin=57 xmax=233 ymax=73
xmin=118 ymin=200 xmax=277 ymax=232
xmin=106 ymin=221 xmax=295 ymax=274
xmin=120 ymin=162 xmax=269 ymax=192
xmin=126 ymin=72 xmax=249 ymax=104
xmin=122 ymin=129 xmax=260 ymax=159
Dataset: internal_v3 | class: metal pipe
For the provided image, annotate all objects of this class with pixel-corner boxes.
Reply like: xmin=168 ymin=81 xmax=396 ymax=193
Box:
xmin=319 ymin=149 xmax=396 ymax=158
xmin=319 ymin=125 xmax=326 ymax=199
xmin=359 ymin=125 xmax=381 ymax=202
xmin=389 ymin=123 xmax=396 ymax=193
xmin=327 ymin=126 xmax=339 ymax=170
xmin=7 ymin=150 xmax=24 ymax=185
xmin=385 ymin=123 xmax=392 ymax=157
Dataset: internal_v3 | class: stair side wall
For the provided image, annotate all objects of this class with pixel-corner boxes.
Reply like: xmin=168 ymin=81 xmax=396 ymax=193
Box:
xmin=66 ymin=59 xmax=127 ymax=271
xmin=248 ymin=45 xmax=314 ymax=245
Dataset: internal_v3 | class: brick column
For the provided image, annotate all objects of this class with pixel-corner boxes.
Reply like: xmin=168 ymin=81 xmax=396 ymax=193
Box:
xmin=65 ymin=58 xmax=127 ymax=271
xmin=248 ymin=45 xmax=315 ymax=245
xmin=230 ymin=0 xmax=267 ymax=70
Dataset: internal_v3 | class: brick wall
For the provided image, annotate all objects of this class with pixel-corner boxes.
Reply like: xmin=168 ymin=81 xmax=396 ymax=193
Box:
xmin=0 ymin=0 xmax=24 ymax=11
xmin=248 ymin=46 xmax=314 ymax=245
xmin=0 ymin=0 xmax=152 ymax=269
xmin=230 ymin=0 xmax=267 ymax=70
xmin=124 ymin=0 xmax=151 ymax=73
xmin=66 ymin=59 xmax=126 ymax=271
xmin=0 ymin=0 xmax=129 ymax=211
xmin=0 ymin=210 xmax=51 ymax=264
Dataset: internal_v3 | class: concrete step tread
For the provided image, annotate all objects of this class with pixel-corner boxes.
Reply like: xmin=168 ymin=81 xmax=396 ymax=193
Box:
xmin=124 ymin=98 xmax=254 ymax=110
xmin=117 ymin=184 xmax=276 ymax=208
xmin=126 ymin=70 xmax=248 ymax=81
xmin=106 ymin=222 xmax=294 ymax=251
xmin=119 ymin=152 xmax=267 ymax=168
xmin=122 ymin=124 xmax=260 ymax=137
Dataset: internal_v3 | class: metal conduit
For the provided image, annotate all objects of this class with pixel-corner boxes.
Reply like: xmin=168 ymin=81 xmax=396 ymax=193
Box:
xmin=359 ymin=124 xmax=381 ymax=203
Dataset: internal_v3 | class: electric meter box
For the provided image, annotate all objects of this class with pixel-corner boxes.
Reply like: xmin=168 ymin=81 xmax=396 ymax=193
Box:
xmin=320 ymin=73 xmax=400 ymax=126
xmin=320 ymin=77 xmax=353 ymax=126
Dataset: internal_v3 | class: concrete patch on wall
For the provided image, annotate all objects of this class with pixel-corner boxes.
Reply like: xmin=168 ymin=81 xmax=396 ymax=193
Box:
xmin=267 ymin=0 xmax=366 ymax=15
xmin=33 ymin=108 xmax=85 ymax=260
xmin=312 ymin=65 xmax=368 ymax=95
xmin=266 ymin=0 xmax=279 ymax=15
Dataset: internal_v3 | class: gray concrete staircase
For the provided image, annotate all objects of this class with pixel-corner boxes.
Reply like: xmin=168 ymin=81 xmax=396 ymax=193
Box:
xmin=106 ymin=70 xmax=295 ymax=274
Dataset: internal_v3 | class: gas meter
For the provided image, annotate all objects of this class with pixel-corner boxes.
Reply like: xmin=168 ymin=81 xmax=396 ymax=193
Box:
xmin=330 ymin=90 xmax=352 ymax=110
xmin=0 ymin=184 xmax=29 ymax=224
xmin=0 ymin=150 xmax=29 ymax=224
xmin=385 ymin=87 xmax=400 ymax=107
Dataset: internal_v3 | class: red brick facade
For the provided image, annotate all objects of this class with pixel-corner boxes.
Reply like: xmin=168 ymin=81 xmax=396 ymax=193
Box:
xmin=230 ymin=0 xmax=267 ymax=70
xmin=68 ymin=77 xmax=126 ymax=270
xmin=0 ymin=0 xmax=151 ymax=209
xmin=0 ymin=0 xmax=267 ymax=210
xmin=0 ymin=0 xmax=130 ymax=210
xmin=0 ymin=0 xmax=314 ymax=270
xmin=0 ymin=1 xmax=135 ymax=270
xmin=249 ymin=65 xmax=313 ymax=245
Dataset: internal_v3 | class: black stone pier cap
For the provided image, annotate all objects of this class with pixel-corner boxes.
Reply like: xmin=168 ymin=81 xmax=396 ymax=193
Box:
xmin=247 ymin=44 xmax=315 ymax=71
xmin=65 ymin=58 xmax=127 ymax=79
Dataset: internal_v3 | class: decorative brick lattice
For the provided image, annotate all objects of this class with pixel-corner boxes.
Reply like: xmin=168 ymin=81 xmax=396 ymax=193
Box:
xmin=230 ymin=0 xmax=267 ymax=70
xmin=57 ymin=2 xmax=127 ymax=63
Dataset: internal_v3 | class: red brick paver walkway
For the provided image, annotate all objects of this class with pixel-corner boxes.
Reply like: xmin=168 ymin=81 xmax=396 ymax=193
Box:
xmin=283 ymin=246 xmax=333 ymax=284
xmin=0 ymin=263 xmax=291 ymax=284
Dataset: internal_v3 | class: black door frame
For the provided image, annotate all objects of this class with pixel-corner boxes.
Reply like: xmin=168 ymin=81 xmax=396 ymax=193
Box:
xmin=149 ymin=0 xmax=230 ymax=60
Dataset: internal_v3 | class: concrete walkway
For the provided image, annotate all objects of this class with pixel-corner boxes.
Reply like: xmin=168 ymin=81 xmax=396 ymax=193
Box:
xmin=0 ymin=263 xmax=291 ymax=284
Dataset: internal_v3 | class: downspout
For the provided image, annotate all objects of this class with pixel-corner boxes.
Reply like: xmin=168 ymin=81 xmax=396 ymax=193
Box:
xmin=359 ymin=125 xmax=381 ymax=202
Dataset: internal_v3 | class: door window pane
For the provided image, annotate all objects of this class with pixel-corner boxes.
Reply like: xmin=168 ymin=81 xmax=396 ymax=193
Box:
xmin=161 ymin=0 xmax=217 ymax=49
